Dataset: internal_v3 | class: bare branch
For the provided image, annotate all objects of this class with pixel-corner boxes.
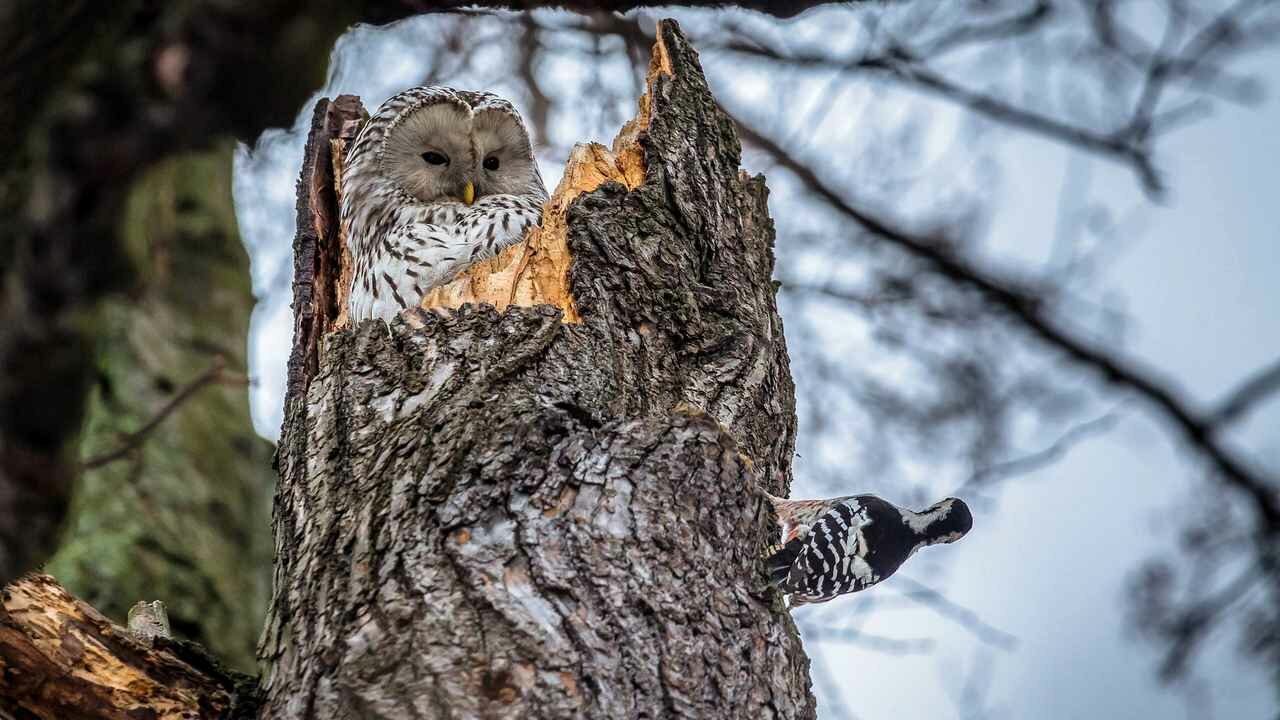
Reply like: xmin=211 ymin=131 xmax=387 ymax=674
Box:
xmin=1209 ymin=357 xmax=1280 ymax=427
xmin=715 ymin=40 xmax=1165 ymax=193
xmin=1126 ymin=0 xmax=1271 ymax=144
xmin=79 ymin=357 xmax=243 ymax=470
xmin=732 ymin=109 xmax=1280 ymax=533
xmin=797 ymin=613 xmax=937 ymax=654
xmin=517 ymin=13 xmax=553 ymax=147
xmin=1133 ymin=562 xmax=1266 ymax=683
xmin=893 ymin=576 xmax=1020 ymax=651
xmin=964 ymin=411 xmax=1120 ymax=489
xmin=713 ymin=0 xmax=1277 ymax=196
xmin=909 ymin=0 xmax=1053 ymax=58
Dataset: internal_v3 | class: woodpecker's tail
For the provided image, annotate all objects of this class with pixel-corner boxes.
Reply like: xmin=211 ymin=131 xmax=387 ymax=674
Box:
xmin=765 ymin=536 xmax=805 ymax=588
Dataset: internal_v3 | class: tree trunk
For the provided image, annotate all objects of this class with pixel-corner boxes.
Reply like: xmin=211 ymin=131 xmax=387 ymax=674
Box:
xmin=261 ymin=20 xmax=815 ymax=719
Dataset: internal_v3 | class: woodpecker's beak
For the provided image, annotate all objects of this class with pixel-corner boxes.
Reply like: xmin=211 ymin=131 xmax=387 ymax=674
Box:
xmin=462 ymin=182 xmax=475 ymax=206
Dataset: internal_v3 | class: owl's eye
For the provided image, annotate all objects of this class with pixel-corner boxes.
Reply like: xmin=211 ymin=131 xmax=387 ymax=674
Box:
xmin=421 ymin=151 xmax=449 ymax=166
xmin=483 ymin=156 xmax=500 ymax=171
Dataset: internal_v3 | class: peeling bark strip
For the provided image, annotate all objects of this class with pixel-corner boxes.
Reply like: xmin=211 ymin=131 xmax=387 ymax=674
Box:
xmin=266 ymin=20 xmax=812 ymax=719
xmin=0 ymin=574 xmax=256 ymax=719
xmin=286 ymin=95 xmax=366 ymax=407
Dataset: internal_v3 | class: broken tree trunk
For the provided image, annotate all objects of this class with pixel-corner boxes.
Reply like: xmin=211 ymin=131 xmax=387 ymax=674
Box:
xmin=263 ymin=20 xmax=814 ymax=719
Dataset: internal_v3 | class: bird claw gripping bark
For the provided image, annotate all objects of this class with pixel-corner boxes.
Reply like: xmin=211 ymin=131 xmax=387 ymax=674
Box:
xmin=764 ymin=491 xmax=972 ymax=606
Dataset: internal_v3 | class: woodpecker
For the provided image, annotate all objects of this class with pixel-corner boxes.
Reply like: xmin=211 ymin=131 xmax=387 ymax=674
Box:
xmin=765 ymin=492 xmax=972 ymax=606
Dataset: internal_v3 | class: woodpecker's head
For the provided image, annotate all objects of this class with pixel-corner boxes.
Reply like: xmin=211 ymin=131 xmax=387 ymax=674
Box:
xmin=915 ymin=498 xmax=973 ymax=546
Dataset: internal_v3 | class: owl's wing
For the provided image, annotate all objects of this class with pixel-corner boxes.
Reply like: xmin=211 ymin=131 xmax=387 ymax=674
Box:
xmin=349 ymin=221 xmax=472 ymax=323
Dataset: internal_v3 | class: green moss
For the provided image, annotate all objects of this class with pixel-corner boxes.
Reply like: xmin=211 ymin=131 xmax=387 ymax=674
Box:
xmin=48 ymin=144 xmax=275 ymax=672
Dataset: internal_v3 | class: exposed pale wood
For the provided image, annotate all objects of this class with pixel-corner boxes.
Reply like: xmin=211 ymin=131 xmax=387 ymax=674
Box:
xmin=0 ymin=575 xmax=251 ymax=720
xmin=413 ymin=138 xmax=646 ymax=324
xmin=413 ymin=29 xmax=669 ymax=321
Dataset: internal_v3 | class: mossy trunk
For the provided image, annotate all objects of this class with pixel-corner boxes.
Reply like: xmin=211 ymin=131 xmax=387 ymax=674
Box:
xmin=0 ymin=0 xmax=420 ymax=590
xmin=45 ymin=146 xmax=275 ymax=672
xmin=261 ymin=21 xmax=816 ymax=719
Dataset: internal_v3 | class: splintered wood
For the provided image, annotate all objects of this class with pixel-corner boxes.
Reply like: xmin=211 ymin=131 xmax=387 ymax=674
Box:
xmin=0 ymin=574 xmax=236 ymax=719
xmin=323 ymin=31 xmax=675 ymax=328
xmin=413 ymin=142 xmax=641 ymax=325
xmin=330 ymin=131 xmax=358 ymax=330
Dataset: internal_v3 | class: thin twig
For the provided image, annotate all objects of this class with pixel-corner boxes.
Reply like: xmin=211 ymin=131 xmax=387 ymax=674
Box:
xmin=1208 ymin=357 xmax=1280 ymax=427
xmin=798 ymin=622 xmax=937 ymax=654
xmin=80 ymin=357 xmax=237 ymax=470
xmin=517 ymin=14 xmax=553 ymax=147
xmin=713 ymin=40 xmax=1164 ymax=194
xmin=893 ymin=576 xmax=1020 ymax=650
xmin=910 ymin=0 xmax=1053 ymax=58
xmin=964 ymin=411 xmax=1120 ymax=489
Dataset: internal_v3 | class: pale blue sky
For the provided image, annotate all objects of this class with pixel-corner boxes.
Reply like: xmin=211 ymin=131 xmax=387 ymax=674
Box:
xmin=806 ymin=47 xmax=1280 ymax=720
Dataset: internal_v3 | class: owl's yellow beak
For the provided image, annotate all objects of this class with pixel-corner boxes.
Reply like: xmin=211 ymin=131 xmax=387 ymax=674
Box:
xmin=462 ymin=182 xmax=475 ymax=206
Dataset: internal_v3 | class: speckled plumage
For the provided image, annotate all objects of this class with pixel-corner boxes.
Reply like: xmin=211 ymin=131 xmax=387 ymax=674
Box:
xmin=765 ymin=492 xmax=972 ymax=606
xmin=342 ymin=86 xmax=548 ymax=322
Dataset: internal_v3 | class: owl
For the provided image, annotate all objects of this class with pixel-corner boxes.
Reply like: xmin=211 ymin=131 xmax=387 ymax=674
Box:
xmin=341 ymin=87 xmax=549 ymax=323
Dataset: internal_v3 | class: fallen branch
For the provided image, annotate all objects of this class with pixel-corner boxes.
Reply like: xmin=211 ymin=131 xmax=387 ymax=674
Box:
xmin=0 ymin=574 xmax=257 ymax=719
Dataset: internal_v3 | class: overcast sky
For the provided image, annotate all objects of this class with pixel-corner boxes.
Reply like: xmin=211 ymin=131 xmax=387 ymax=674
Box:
xmin=233 ymin=9 xmax=1279 ymax=719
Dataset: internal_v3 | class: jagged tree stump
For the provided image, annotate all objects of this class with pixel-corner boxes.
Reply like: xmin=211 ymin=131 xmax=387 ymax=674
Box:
xmin=262 ymin=21 xmax=814 ymax=718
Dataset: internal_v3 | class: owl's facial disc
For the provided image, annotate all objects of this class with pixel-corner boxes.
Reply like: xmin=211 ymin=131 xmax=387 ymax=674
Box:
xmin=472 ymin=108 xmax=542 ymax=199
xmin=383 ymin=101 xmax=477 ymax=204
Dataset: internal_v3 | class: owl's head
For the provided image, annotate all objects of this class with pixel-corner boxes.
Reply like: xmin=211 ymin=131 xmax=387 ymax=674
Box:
xmin=370 ymin=87 xmax=546 ymax=206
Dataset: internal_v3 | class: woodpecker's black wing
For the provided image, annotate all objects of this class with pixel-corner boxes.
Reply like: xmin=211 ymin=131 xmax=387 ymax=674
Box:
xmin=767 ymin=501 xmax=873 ymax=604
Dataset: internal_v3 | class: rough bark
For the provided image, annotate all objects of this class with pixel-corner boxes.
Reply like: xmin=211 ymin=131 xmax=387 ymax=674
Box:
xmin=0 ymin=574 xmax=259 ymax=720
xmin=262 ymin=20 xmax=813 ymax=719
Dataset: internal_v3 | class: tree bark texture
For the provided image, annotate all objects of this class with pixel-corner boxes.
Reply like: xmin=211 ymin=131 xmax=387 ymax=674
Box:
xmin=263 ymin=20 xmax=815 ymax=719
